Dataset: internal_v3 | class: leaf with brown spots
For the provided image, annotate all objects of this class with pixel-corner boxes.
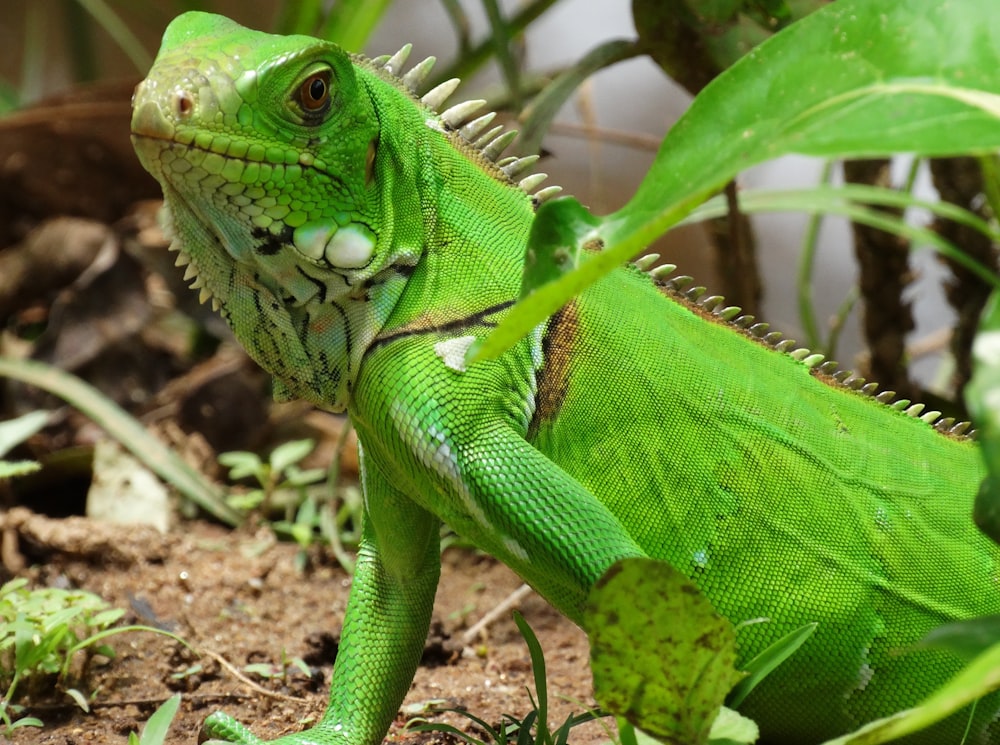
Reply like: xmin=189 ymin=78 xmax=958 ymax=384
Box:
xmin=584 ymin=558 xmax=744 ymax=745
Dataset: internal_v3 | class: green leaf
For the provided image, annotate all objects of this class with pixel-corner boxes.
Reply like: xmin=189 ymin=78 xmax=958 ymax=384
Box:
xmin=708 ymin=706 xmax=759 ymax=745
xmin=269 ymin=439 xmax=315 ymax=475
xmin=727 ymin=622 xmax=817 ymax=708
xmin=226 ymin=489 xmax=266 ymax=512
xmin=243 ymin=662 xmax=281 ymax=678
xmin=89 ymin=608 xmax=126 ymax=628
xmin=136 ymin=694 xmax=181 ymax=745
xmin=473 ymin=0 xmax=1000 ymax=363
xmin=218 ymin=451 xmax=264 ymax=481
xmin=918 ymin=615 xmax=1000 ymax=662
xmin=584 ymin=558 xmax=743 ymax=744
xmin=966 ymin=291 xmax=1000 ymax=543
xmin=0 ymin=410 xmax=50 ymax=457
xmin=0 ymin=578 xmax=28 ymax=596
xmin=284 ymin=466 xmax=326 ymax=487
xmin=64 ymin=687 xmax=90 ymax=712
xmin=10 ymin=715 xmax=44 ymax=730
xmin=466 ymin=199 xmax=602 ymax=364
xmin=40 ymin=606 xmax=86 ymax=633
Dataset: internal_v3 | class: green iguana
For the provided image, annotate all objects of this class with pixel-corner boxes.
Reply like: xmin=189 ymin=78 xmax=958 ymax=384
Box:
xmin=130 ymin=11 xmax=1000 ymax=745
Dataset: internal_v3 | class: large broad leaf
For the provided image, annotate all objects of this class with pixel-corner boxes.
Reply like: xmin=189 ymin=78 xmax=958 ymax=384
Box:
xmin=471 ymin=0 xmax=1000 ymax=363
xmin=585 ymin=558 xmax=744 ymax=745
xmin=966 ymin=294 xmax=1000 ymax=543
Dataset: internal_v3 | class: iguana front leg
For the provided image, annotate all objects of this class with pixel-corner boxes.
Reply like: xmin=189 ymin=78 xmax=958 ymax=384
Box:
xmin=203 ymin=446 xmax=441 ymax=745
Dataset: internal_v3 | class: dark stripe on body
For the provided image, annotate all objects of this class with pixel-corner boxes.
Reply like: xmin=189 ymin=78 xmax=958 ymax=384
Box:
xmin=365 ymin=299 xmax=515 ymax=355
xmin=296 ymin=266 xmax=329 ymax=303
xmin=526 ymin=300 xmax=578 ymax=440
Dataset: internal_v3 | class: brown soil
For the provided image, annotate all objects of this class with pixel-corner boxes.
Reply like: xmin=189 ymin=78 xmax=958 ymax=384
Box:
xmin=2 ymin=509 xmax=607 ymax=745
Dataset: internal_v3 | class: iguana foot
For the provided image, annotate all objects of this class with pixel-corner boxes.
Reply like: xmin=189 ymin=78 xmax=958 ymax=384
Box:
xmin=201 ymin=711 xmax=341 ymax=745
xmin=200 ymin=712 xmax=265 ymax=744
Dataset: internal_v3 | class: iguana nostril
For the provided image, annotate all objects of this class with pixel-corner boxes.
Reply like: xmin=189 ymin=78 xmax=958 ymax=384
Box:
xmin=176 ymin=91 xmax=194 ymax=117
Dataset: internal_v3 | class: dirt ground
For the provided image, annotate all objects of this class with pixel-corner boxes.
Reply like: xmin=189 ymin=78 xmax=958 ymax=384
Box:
xmin=1 ymin=508 xmax=608 ymax=745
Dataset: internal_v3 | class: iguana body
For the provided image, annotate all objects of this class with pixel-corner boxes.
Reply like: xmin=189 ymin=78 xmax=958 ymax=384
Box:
xmin=131 ymin=12 xmax=1000 ymax=744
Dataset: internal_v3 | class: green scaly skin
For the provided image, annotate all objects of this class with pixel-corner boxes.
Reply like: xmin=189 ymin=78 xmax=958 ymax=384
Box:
xmin=131 ymin=12 xmax=1000 ymax=745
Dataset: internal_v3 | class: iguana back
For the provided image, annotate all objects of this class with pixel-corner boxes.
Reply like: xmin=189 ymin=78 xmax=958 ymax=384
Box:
xmin=530 ymin=268 xmax=998 ymax=740
xmin=130 ymin=12 xmax=1000 ymax=745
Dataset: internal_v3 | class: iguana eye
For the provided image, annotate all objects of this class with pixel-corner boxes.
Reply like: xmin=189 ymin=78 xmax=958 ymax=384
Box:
xmin=297 ymin=69 xmax=332 ymax=114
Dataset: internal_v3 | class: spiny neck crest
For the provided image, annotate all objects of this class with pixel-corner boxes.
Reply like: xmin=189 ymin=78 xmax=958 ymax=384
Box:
xmin=631 ymin=252 xmax=975 ymax=440
xmin=246 ymin=42 xmax=976 ymax=437
xmin=356 ymin=46 xmax=975 ymax=439
xmin=354 ymin=44 xmax=563 ymax=209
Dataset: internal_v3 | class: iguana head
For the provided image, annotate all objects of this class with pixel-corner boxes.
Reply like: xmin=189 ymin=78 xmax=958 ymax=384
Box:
xmin=132 ymin=12 xmax=556 ymax=410
xmin=131 ymin=12 xmax=414 ymax=410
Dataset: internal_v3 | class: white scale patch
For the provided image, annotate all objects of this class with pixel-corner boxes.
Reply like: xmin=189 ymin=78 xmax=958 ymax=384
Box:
xmin=851 ymin=661 xmax=875 ymax=694
xmin=388 ymin=399 xmax=496 ymax=536
xmin=325 ymin=224 xmax=375 ymax=268
xmin=292 ymin=221 xmax=375 ymax=268
xmin=434 ymin=335 xmax=477 ymax=372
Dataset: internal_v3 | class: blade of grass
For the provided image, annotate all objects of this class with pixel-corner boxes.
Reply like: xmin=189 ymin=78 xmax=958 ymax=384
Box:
xmin=683 ymin=185 xmax=1000 ymax=287
xmin=0 ymin=357 xmax=240 ymax=525
xmin=73 ymin=0 xmax=152 ymax=73
xmin=796 ymin=160 xmax=835 ymax=350
xmin=317 ymin=0 xmax=393 ymax=50
xmin=513 ymin=611 xmax=549 ymax=744
xmin=727 ymin=622 xmax=817 ymax=708
xmin=136 ymin=694 xmax=181 ymax=745
xmin=431 ymin=0 xmax=562 ymax=87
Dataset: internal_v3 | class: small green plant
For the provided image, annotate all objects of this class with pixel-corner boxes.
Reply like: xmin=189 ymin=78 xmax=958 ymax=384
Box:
xmin=0 ymin=577 xmax=121 ymax=731
xmin=0 ymin=578 xmax=188 ymax=734
xmin=219 ymin=438 xmax=363 ymax=573
xmin=219 ymin=438 xmax=325 ymax=515
xmin=407 ymin=611 xmax=607 ymax=745
xmin=127 ymin=694 xmax=182 ymax=745
xmin=0 ymin=410 xmax=49 ymax=480
xmin=244 ymin=649 xmax=312 ymax=681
